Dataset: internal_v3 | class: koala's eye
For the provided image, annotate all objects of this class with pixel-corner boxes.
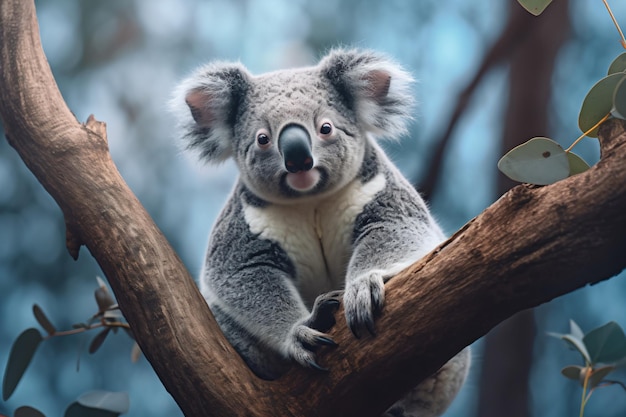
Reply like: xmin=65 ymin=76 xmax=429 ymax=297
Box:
xmin=319 ymin=121 xmax=333 ymax=138
xmin=257 ymin=134 xmax=270 ymax=145
xmin=256 ymin=129 xmax=271 ymax=148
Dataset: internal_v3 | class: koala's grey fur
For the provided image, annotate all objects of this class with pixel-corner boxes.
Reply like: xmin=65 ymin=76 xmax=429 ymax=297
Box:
xmin=172 ymin=48 xmax=470 ymax=417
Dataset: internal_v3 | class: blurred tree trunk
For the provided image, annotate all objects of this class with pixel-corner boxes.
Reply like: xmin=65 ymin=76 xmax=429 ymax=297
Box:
xmin=477 ymin=2 xmax=570 ymax=416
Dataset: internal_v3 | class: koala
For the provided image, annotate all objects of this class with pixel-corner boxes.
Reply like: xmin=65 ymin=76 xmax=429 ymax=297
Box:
xmin=172 ymin=49 xmax=470 ymax=417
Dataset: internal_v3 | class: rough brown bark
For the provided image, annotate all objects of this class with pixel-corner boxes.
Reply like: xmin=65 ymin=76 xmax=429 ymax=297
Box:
xmin=1 ymin=1 xmax=626 ymax=417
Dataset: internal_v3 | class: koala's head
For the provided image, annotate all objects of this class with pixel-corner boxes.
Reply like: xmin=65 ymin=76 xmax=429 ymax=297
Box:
xmin=172 ymin=49 xmax=413 ymax=204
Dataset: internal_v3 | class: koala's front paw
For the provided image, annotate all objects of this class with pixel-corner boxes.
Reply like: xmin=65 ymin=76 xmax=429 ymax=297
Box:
xmin=307 ymin=290 xmax=343 ymax=333
xmin=344 ymin=271 xmax=385 ymax=338
xmin=284 ymin=293 xmax=341 ymax=371
xmin=283 ymin=321 xmax=337 ymax=371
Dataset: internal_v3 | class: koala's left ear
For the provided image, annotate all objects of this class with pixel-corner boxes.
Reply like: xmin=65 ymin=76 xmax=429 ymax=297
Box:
xmin=319 ymin=49 xmax=414 ymax=139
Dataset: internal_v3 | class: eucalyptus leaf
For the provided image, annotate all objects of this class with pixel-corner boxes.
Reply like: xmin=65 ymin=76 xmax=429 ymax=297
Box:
xmin=64 ymin=403 xmax=120 ymax=417
xmin=579 ymin=73 xmax=625 ymax=137
xmin=2 ymin=328 xmax=43 ymax=400
xmin=612 ymin=76 xmax=626 ymax=119
xmin=516 ymin=0 xmax=553 ymax=15
xmin=103 ymin=309 xmax=123 ymax=320
xmin=584 ymin=321 xmax=626 ymax=364
xmin=567 ymin=152 xmax=591 ymax=175
xmin=548 ymin=320 xmax=591 ymax=364
xmin=94 ymin=286 xmax=115 ymax=313
xmin=565 ymin=335 xmax=592 ymax=364
xmin=561 ymin=365 xmax=584 ymax=381
xmin=588 ymin=365 xmax=616 ymax=389
xmin=608 ymin=52 xmax=626 ymax=75
xmin=570 ymin=320 xmax=585 ymax=341
xmin=77 ymin=391 xmax=130 ymax=414
xmin=498 ymin=137 xmax=569 ymax=185
xmin=96 ymin=276 xmax=107 ymax=289
xmin=33 ymin=304 xmax=56 ymax=335
xmin=89 ymin=328 xmax=111 ymax=354
xmin=14 ymin=406 xmax=46 ymax=417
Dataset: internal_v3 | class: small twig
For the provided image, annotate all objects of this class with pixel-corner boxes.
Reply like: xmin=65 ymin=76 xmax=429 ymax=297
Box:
xmin=602 ymin=0 xmax=626 ymax=49
xmin=597 ymin=379 xmax=626 ymax=391
xmin=565 ymin=113 xmax=611 ymax=153
xmin=580 ymin=366 xmax=591 ymax=417
xmin=44 ymin=320 xmax=130 ymax=340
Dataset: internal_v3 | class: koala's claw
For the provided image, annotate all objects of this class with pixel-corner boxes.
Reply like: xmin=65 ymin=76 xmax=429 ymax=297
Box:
xmin=306 ymin=359 xmax=329 ymax=372
xmin=285 ymin=307 xmax=339 ymax=371
xmin=364 ymin=315 xmax=377 ymax=338
xmin=315 ymin=335 xmax=338 ymax=347
xmin=344 ymin=272 xmax=385 ymax=338
xmin=349 ymin=312 xmax=377 ymax=339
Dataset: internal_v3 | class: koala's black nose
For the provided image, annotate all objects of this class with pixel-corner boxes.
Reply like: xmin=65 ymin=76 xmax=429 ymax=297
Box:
xmin=278 ymin=124 xmax=313 ymax=173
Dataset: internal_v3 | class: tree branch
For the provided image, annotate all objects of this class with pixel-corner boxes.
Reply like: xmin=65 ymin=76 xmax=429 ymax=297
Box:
xmin=0 ymin=2 xmax=265 ymax=416
xmin=1 ymin=1 xmax=625 ymax=417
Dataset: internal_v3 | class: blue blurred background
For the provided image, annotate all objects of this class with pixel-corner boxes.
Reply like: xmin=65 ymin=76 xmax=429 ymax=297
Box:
xmin=1 ymin=0 xmax=626 ymax=416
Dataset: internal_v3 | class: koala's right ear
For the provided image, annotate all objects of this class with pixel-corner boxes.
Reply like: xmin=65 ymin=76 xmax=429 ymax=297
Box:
xmin=171 ymin=63 xmax=251 ymax=163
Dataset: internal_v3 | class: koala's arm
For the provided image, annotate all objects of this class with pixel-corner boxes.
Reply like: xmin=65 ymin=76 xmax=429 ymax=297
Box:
xmin=343 ymin=172 xmax=445 ymax=337
xmin=202 ymin=195 xmax=338 ymax=370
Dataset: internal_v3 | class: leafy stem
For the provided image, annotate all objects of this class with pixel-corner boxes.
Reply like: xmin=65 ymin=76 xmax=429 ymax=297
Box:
xmin=565 ymin=112 xmax=611 ymax=153
xmin=551 ymin=321 xmax=626 ymax=417
xmin=580 ymin=367 xmax=591 ymax=417
xmin=602 ymin=0 xmax=626 ymax=49
xmin=45 ymin=320 xmax=131 ymax=340
xmin=598 ymin=380 xmax=626 ymax=391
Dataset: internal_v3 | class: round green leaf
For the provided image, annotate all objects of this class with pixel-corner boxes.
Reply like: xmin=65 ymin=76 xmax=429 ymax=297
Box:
xmin=77 ymin=391 xmax=129 ymax=414
xmin=497 ymin=137 xmax=569 ymax=185
xmin=15 ymin=406 xmax=46 ymax=417
xmin=613 ymin=76 xmax=626 ymax=120
xmin=516 ymin=0 xmax=553 ymax=16
xmin=2 ymin=328 xmax=43 ymax=401
xmin=608 ymin=52 xmax=626 ymax=75
xmin=560 ymin=365 xmax=584 ymax=381
xmin=579 ymin=73 xmax=625 ymax=137
xmin=64 ymin=403 xmax=120 ymax=417
xmin=567 ymin=152 xmax=591 ymax=176
xmin=583 ymin=321 xmax=626 ymax=364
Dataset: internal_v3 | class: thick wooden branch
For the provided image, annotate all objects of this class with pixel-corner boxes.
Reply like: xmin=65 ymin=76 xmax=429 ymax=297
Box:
xmin=0 ymin=2 xmax=266 ymax=417
xmin=2 ymin=2 xmax=626 ymax=417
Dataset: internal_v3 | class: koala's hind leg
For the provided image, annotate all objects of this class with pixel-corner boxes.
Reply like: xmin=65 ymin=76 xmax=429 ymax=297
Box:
xmin=382 ymin=348 xmax=470 ymax=417
xmin=210 ymin=304 xmax=290 ymax=380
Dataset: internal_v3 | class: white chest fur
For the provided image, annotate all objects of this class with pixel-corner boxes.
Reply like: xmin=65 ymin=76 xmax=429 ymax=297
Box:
xmin=243 ymin=173 xmax=386 ymax=307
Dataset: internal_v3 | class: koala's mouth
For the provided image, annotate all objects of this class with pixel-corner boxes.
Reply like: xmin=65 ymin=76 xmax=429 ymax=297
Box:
xmin=285 ymin=168 xmax=321 ymax=192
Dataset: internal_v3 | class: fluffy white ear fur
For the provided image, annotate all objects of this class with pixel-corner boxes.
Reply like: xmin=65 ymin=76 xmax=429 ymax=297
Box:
xmin=170 ymin=62 xmax=251 ymax=163
xmin=319 ymin=48 xmax=415 ymax=140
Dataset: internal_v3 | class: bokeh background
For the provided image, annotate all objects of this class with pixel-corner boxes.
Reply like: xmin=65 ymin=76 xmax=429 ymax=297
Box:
xmin=1 ymin=0 xmax=626 ymax=416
